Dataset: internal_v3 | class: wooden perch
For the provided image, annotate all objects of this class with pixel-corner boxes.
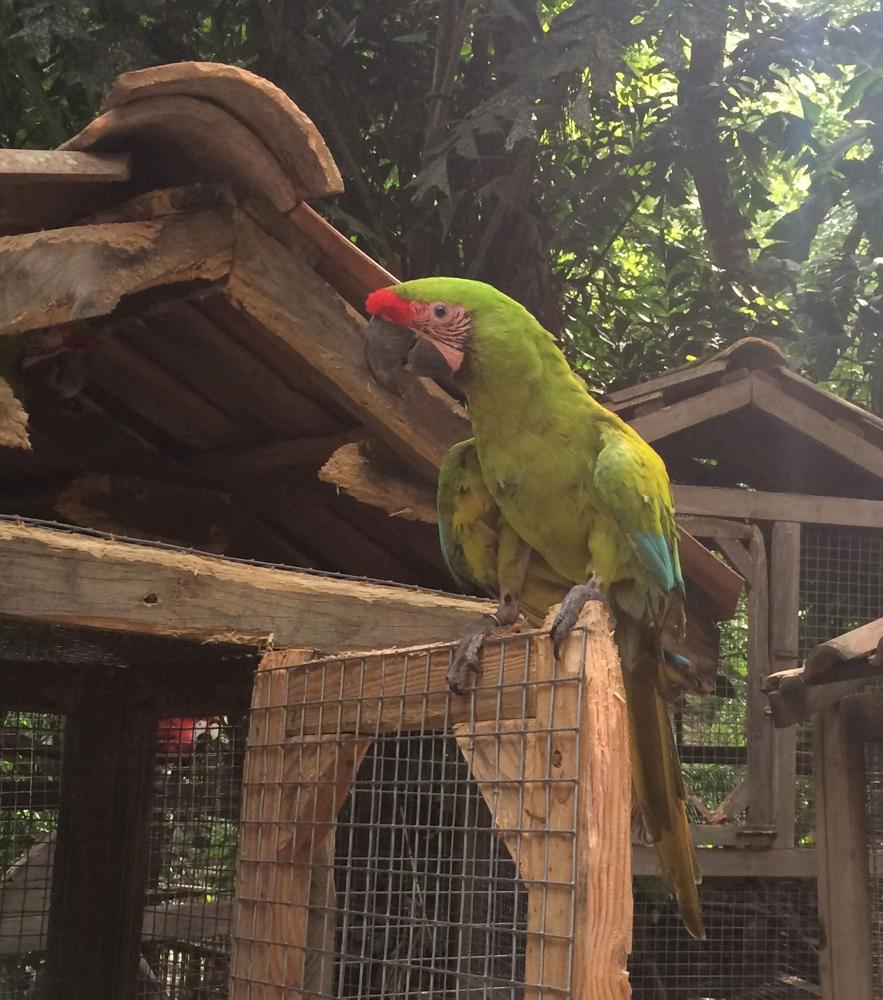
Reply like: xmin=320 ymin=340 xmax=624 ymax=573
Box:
xmin=0 ymin=520 xmax=491 ymax=651
xmin=0 ymin=150 xmax=131 ymax=182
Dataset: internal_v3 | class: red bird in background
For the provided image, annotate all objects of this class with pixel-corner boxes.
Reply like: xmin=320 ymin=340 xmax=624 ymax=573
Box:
xmin=156 ymin=717 xmax=221 ymax=758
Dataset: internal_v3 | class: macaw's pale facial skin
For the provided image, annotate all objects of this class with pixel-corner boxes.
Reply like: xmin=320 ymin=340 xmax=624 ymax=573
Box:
xmin=365 ymin=276 xmax=706 ymax=940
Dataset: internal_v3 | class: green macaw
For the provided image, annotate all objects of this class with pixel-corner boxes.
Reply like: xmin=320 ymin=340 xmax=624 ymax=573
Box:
xmin=363 ymin=277 xmax=705 ymax=939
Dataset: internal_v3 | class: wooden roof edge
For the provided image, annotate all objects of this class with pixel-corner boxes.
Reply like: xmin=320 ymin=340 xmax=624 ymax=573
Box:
xmin=804 ymin=617 xmax=883 ymax=683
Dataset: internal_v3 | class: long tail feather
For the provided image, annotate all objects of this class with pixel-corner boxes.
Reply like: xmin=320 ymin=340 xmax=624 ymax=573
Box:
xmin=617 ymin=617 xmax=705 ymax=939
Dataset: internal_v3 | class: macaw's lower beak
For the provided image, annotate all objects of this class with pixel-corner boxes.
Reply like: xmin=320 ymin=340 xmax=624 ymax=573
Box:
xmin=363 ymin=315 xmax=457 ymax=396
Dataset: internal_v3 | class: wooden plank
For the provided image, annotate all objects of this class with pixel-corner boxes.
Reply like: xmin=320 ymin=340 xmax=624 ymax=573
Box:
xmin=103 ymin=61 xmax=343 ymax=199
xmin=805 ymin=618 xmax=883 ymax=683
xmin=745 ymin=526 xmax=774 ymax=831
xmin=605 ymin=359 xmax=728 ymax=405
xmin=0 ymin=375 xmax=29 ymax=449
xmin=568 ymin=603 xmax=632 ymax=1000
xmin=285 ymin=632 xmax=536 ymax=735
xmin=0 ymin=520 xmax=493 ymax=651
xmin=0 ymin=149 xmax=131 ymax=182
xmin=815 ymin=699 xmax=874 ymax=1000
xmin=673 ymin=483 xmax=883 ymax=527
xmin=628 ymin=376 xmax=752 ymax=441
xmin=715 ymin=536 xmax=752 ymax=581
xmin=769 ymin=523 xmax=800 ymax=847
xmin=677 ymin=528 xmax=744 ymax=620
xmin=633 ymin=845 xmax=816 ymax=878
xmin=752 ymin=371 xmax=883 ymax=482
xmin=766 ymin=670 xmax=874 ymax=728
xmin=0 ymin=208 xmax=235 ymax=338
xmin=675 ymin=515 xmax=752 ymax=541
xmin=288 ymin=202 xmax=397 ymax=308
xmin=227 ymin=210 xmax=469 ymax=480
xmin=43 ymin=677 xmax=156 ymax=1000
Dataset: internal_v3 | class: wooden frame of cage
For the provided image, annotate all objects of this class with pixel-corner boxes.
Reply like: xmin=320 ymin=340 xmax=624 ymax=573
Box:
xmin=813 ymin=691 xmax=883 ymax=1000
xmin=229 ymin=603 xmax=633 ymax=1000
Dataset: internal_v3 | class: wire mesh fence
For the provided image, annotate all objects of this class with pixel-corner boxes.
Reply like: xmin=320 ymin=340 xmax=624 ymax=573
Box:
xmin=231 ymin=632 xmax=585 ymax=1000
xmin=0 ymin=712 xmax=62 ymax=999
xmin=799 ymin=526 xmax=883 ymax=844
xmin=630 ymin=876 xmax=820 ymax=1000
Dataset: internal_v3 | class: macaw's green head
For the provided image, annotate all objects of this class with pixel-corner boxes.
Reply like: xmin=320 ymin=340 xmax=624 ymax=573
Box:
xmin=363 ymin=276 xmax=532 ymax=394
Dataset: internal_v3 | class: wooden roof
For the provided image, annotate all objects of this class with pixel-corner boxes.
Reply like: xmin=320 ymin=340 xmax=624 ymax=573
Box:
xmin=0 ymin=61 xmax=740 ymax=622
xmin=605 ymin=338 xmax=883 ymax=499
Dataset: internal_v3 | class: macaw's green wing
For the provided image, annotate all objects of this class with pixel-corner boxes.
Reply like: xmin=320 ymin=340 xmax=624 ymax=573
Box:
xmin=437 ymin=439 xmax=499 ymax=594
xmin=438 ymin=440 xmax=570 ymax=622
xmin=593 ymin=422 xmax=684 ymax=617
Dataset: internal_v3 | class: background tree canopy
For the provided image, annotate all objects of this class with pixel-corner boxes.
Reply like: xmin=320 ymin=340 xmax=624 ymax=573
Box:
xmin=3 ymin=0 xmax=883 ymax=408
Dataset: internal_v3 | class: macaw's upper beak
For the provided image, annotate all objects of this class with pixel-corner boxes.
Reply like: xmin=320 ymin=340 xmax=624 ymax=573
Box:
xmin=364 ymin=315 xmax=458 ymax=396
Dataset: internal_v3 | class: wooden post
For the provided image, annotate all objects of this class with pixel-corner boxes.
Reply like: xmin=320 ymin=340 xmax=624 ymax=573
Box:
xmin=524 ymin=604 xmax=632 ymax=1000
xmin=815 ymin=699 xmax=874 ymax=1000
xmin=43 ymin=670 xmax=157 ymax=1000
xmin=745 ymin=525 xmax=775 ymax=830
xmin=769 ymin=522 xmax=800 ymax=847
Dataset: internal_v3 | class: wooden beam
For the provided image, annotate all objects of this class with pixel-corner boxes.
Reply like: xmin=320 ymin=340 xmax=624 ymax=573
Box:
xmin=752 ymin=371 xmax=883 ymax=482
xmin=675 ymin=515 xmax=752 ymax=541
xmin=816 ymin=698 xmax=874 ymax=1000
xmin=633 ymin=845 xmax=816 ymax=878
xmin=628 ymin=375 xmax=752 ymax=442
xmin=677 ymin=528 xmax=744 ymax=620
xmin=769 ymin=523 xmax=800 ymax=847
xmin=805 ymin=617 xmax=883 ymax=683
xmin=0 ymin=521 xmax=492 ymax=652
xmin=0 ymin=208 xmax=235 ymax=337
xmin=766 ymin=669 xmax=874 ymax=728
xmin=227 ymin=210 xmax=468 ymax=480
xmin=745 ymin=525 xmax=774 ymax=830
xmin=673 ymin=483 xmax=883 ymax=528
xmin=0 ymin=149 xmax=131 ymax=182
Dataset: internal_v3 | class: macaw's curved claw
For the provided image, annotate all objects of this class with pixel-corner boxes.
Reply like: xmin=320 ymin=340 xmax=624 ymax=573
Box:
xmin=446 ymin=614 xmax=501 ymax=694
xmin=550 ymin=577 xmax=608 ymax=660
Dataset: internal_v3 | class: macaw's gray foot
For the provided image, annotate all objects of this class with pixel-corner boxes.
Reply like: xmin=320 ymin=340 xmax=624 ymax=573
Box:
xmin=550 ymin=576 xmax=608 ymax=660
xmin=446 ymin=615 xmax=501 ymax=695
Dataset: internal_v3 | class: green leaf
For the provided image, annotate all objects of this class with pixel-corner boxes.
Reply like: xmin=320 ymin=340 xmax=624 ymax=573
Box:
xmin=839 ymin=68 xmax=883 ymax=110
xmin=799 ymin=93 xmax=822 ymax=126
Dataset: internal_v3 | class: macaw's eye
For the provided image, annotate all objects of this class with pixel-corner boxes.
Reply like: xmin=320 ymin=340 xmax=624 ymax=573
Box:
xmin=433 ymin=303 xmax=448 ymax=319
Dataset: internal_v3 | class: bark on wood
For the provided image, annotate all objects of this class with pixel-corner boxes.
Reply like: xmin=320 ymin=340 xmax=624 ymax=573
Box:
xmin=0 ymin=149 xmax=131 ymax=182
xmin=103 ymin=61 xmax=343 ymax=199
xmin=0 ymin=376 xmax=29 ymax=449
xmin=0 ymin=208 xmax=235 ymax=337
xmin=0 ymin=520 xmax=492 ymax=651
xmin=63 ymin=95 xmax=298 ymax=212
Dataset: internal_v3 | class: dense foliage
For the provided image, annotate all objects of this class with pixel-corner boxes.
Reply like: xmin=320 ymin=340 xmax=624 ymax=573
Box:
xmin=3 ymin=0 xmax=883 ymax=408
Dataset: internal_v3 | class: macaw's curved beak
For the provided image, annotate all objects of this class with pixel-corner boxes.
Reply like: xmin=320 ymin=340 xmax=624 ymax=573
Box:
xmin=364 ymin=315 xmax=457 ymax=396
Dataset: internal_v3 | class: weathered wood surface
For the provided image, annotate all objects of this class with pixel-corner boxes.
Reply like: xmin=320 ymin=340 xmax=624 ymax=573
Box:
xmin=0 ymin=520 xmax=491 ymax=651
xmin=745 ymin=526 xmax=774 ymax=831
xmin=0 ymin=208 xmax=234 ymax=337
xmin=768 ymin=523 xmax=800 ymax=845
xmin=804 ymin=617 xmax=883 ymax=683
xmin=64 ymin=95 xmax=298 ymax=212
xmin=0 ymin=376 xmax=29 ymax=449
xmin=0 ymin=149 xmax=131 ymax=182
xmin=629 ymin=376 xmax=753 ymax=442
xmin=227 ymin=211 xmax=468 ymax=479
xmin=674 ymin=483 xmax=883 ymax=527
xmin=102 ymin=61 xmax=343 ymax=199
xmin=815 ymin=698 xmax=874 ymax=1000
xmin=633 ymin=844 xmax=816 ymax=878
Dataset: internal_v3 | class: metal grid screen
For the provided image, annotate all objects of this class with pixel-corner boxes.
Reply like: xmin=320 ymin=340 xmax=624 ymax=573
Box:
xmin=800 ymin=526 xmax=883 ymax=843
xmin=0 ymin=712 xmax=62 ymax=998
xmin=232 ymin=633 xmax=583 ymax=1000
xmin=140 ymin=713 xmax=247 ymax=998
xmin=630 ymin=877 xmax=820 ymax=999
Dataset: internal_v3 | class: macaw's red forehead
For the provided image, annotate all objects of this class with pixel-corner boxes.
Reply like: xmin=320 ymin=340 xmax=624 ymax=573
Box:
xmin=365 ymin=287 xmax=416 ymax=327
